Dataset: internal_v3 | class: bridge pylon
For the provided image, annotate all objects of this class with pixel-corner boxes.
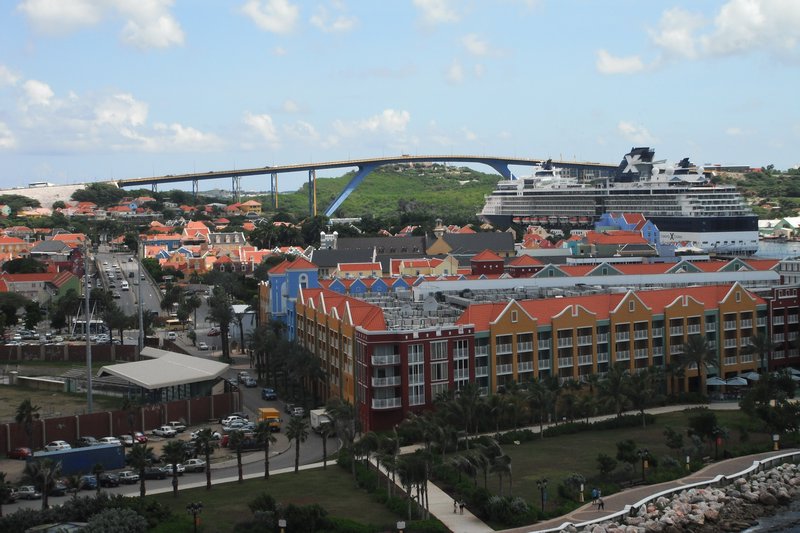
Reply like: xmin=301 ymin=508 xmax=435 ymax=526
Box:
xmin=270 ymin=172 xmax=279 ymax=209
xmin=308 ymin=169 xmax=317 ymax=216
xmin=232 ymin=176 xmax=241 ymax=203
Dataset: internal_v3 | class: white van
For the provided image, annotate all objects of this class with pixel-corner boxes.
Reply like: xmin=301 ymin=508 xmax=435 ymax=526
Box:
xmin=121 ymin=280 xmax=129 ymax=291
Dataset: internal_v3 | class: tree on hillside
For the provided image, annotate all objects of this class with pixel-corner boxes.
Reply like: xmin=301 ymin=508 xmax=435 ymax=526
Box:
xmin=2 ymin=257 xmax=46 ymax=274
xmin=71 ymin=182 xmax=126 ymax=207
xmin=15 ymin=399 xmax=40 ymax=451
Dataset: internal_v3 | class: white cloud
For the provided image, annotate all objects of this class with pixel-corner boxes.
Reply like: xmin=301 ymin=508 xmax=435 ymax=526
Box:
xmin=0 ymin=64 xmax=21 ymax=87
xmin=701 ymin=0 xmax=800 ymax=57
xmin=446 ymin=61 xmax=464 ymax=84
xmin=412 ymin=0 xmax=460 ymax=25
xmin=22 ymin=79 xmax=55 ymax=107
xmin=333 ymin=109 xmax=411 ymax=137
xmin=618 ymin=121 xmax=655 ymax=144
xmin=462 ymin=127 xmax=477 ymax=141
xmin=473 ymin=63 xmax=485 ymax=78
xmin=282 ymin=99 xmax=299 ymax=113
xmin=726 ymin=127 xmax=746 ymax=136
xmin=596 ymin=49 xmax=645 ymax=75
xmin=462 ymin=34 xmax=489 ymax=56
xmin=649 ymin=7 xmax=704 ymax=60
xmin=244 ymin=112 xmax=280 ymax=145
xmin=285 ymin=120 xmax=319 ymax=142
xmin=0 ymin=122 xmax=17 ymax=149
xmin=94 ymin=93 xmax=148 ymax=128
xmin=272 ymin=46 xmax=288 ymax=56
xmin=152 ymin=122 xmax=221 ymax=151
xmin=310 ymin=2 xmax=357 ymax=33
xmin=17 ymin=0 xmax=184 ymax=49
xmin=241 ymin=0 xmax=299 ymax=34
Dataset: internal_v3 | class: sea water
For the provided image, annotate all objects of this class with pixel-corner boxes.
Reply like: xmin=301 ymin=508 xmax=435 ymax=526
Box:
xmin=756 ymin=241 xmax=800 ymax=259
xmin=742 ymin=499 xmax=800 ymax=532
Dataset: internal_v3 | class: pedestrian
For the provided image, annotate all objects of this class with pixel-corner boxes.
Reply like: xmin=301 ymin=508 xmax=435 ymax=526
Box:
xmin=598 ymin=498 xmax=604 ymax=510
xmin=453 ymin=498 xmax=457 ymax=514
xmin=459 ymin=500 xmax=465 ymax=514
xmin=591 ymin=487 xmax=598 ymax=504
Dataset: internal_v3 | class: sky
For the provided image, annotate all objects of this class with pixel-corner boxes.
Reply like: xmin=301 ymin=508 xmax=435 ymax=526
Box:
xmin=0 ymin=0 xmax=798 ymax=193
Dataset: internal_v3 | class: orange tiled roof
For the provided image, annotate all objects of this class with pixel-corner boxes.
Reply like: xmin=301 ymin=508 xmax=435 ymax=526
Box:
xmin=508 ymin=255 xmax=543 ymax=267
xmin=471 ymin=249 xmax=503 ymax=262
xmin=338 ymin=262 xmax=382 ymax=272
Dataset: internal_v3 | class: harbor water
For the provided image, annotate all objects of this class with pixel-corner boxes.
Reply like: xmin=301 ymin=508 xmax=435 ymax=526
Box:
xmin=756 ymin=240 xmax=800 ymax=259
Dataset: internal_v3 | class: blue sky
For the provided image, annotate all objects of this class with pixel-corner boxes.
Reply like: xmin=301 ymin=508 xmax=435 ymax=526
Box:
xmin=0 ymin=0 xmax=798 ymax=192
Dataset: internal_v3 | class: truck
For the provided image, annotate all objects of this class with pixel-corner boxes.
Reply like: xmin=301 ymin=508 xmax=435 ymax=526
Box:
xmin=257 ymin=407 xmax=282 ymax=432
xmin=30 ymin=444 xmax=125 ymax=476
xmin=309 ymin=408 xmax=332 ymax=434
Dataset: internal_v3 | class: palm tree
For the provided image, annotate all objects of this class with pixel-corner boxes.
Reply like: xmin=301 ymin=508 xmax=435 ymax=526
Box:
xmin=319 ymin=422 xmax=335 ymax=470
xmin=65 ymin=474 xmax=82 ymax=499
xmin=23 ymin=459 xmax=62 ymax=510
xmin=255 ymin=421 xmax=277 ymax=479
xmin=625 ymin=367 xmax=664 ymax=428
xmin=207 ymin=287 xmax=234 ymax=362
xmin=680 ymin=335 xmax=717 ymax=397
xmin=743 ymin=331 xmax=776 ymax=374
xmin=490 ymin=454 xmax=513 ymax=497
xmin=0 ymin=472 xmax=10 ymax=517
xmin=126 ymin=443 xmax=156 ymax=498
xmin=527 ymin=378 xmax=552 ymax=437
xmin=161 ymin=440 xmax=186 ymax=498
xmin=193 ymin=428 xmax=217 ymax=490
xmin=326 ymin=397 xmax=357 ymax=477
xmin=91 ymin=462 xmax=104 ymax=497
xmin=286 ymin=416 xmax=309 ymax=473
xmin=598 ymin=363 xmax=630 ymax=417
xmin=227 ymin=430 xmax=245 ymax=483
xmin=15 ymin=399 xmax=40 ymax=451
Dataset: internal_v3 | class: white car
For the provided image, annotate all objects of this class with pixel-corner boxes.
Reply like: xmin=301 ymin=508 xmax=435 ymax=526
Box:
xmin=197 ymin=342 xmax=209 ymax=350
xmin=220 ymin=415 xmax=245 ymax=426
xmin=184 ymin=458 xmax=206 ymax=473
xmin=153 ymin=426 xmax=177 ymax=438
xmin=98 ymin=436 xmax=121 ymax=445
xmin=166 ymin=332 xmax=178 ymax=341
xmin=44 ymin=440 xmax=71 ymax=452
xmin=190 ymin=429 xmax=221 ymax=441
xmin=164 ymin=463 xmax=185 ymax=475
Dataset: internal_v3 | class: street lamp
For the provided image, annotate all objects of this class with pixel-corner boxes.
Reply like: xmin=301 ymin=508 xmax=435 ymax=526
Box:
xmin=536 ymin=478 xmax=548 ymax=512
xmin=186 ymin=502 xmax=203 ymax=533
xmin=638 ymin=449 xmax=649 ymax=482
xmin=397 ymin=520 xmax=406 ymax=533
xmin=278 ymin=518 xmax=287 ymax=533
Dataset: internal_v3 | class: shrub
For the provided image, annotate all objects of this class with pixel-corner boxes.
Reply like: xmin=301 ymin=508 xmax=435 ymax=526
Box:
xmin=249 ymin=492 xmax=277 ymax=513
xmin=85 ymin=508 xmax=148 ymax=533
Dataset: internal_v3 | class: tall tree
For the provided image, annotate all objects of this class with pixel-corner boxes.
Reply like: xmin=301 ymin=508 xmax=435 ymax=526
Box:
xmin=625 ymin=367 xmax=664 ymax=428
xmin=326 ymin=398 xmax=358 ymax=477
xmin=0 ymin=471 xmax=11 ymax=517
xmin=207 ymin=287 xmax=234 ymax=362
xmin=255 ymin=421 xmax=277 ymax=480
xmin=15 ymin=399 xmax=40 ymax=451
xmin=161 ymin=440 xmax=186 ymax=498
xmin=743 ymin=331 xmax=776 ymax=374
xmin=193 ymin=428 xmax=217 ymax=490
xmin=227 ymin=430 xmax=245 ymax=483
xmin=23 ymin=459 xmax=62 ymax=510
xmin=598 ymin=364 xmax=630 ymax=417
xmin=680 ymin=335 xmax=717 ymax=397
xmin=126 ymin=443 xmax=156 ymax=498
xmin=286 ymin=416 xmax=309 ymax=473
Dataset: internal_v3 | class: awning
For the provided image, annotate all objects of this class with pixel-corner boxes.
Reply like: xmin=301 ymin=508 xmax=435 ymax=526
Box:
xmin=707 ymin=377 xmax=727 ymax=386
xmin=742 ymin=371 xmax=761 ymax=381
xmin=97 ymin=350 xmax=229 ymax=390
xmin=726 ymin=377 xmax=749 ymax=386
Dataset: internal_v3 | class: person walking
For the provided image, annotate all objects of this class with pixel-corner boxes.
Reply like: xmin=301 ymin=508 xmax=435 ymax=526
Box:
xmin=453 ymin=499 xmax=457 ymax=514
xmin=459 ymin=500 xmax=465 ymax=514
xmin=597 ymin=498 xmax=604 ymax=510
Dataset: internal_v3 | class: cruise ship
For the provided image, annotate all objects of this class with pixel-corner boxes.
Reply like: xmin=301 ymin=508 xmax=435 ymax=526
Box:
xmin=479 ymin=147 xmax=759 ymax=254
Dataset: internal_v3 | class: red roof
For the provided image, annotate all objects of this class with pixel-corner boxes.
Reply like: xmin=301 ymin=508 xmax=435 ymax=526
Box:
xmin=508 ymin=255 xmax=543 ymax=267
xmin=338 ymin=262 xmax=382 ymax=272
xmin=471 ymin=249 xmax=503 ymax=262
xmin=299 ymin=288 xmax=386 ymax=331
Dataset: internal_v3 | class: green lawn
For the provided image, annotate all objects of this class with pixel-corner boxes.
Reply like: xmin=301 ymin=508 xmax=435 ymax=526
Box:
xmin=458 ymin=410 xmax=772 ymax=514
xmin=151 ymin=466 xmax=403 ymax=532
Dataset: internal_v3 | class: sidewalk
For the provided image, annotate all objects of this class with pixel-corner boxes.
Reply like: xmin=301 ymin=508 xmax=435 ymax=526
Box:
xmin=500 ymin=449 xmax=798 ymax=533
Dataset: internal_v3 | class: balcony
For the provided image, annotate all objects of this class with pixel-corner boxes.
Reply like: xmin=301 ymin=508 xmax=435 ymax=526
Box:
xmin=454 ymin=349 xmax=469 ymax=360
xmin=757 ymin=317 xmax=767 ymax=326
xmin=475 ymin=366 xmax=489 ymax=377
xmin=740 ymin=354 xmax=754 ymax=363
xmin=371 ymin=397 xmax=402 ymax=409
xmin=724 ymin=321 xmax=737 ymax=330
xmin=538 ymin=359 xmax=551 ymax=370
xmin=670 ymin=345 xmax=683 ymax=355
xmin=517 ymin=341 xmax=533 ymax=353
xmin=706 ymin=323 xmax=716 ymax=332
xmin=597 ymin=333 xmax=609 ymax=343
xmin=651 ymin=328 xmax=663 ymax=338
xmin=774 ymin=351 xmax=786 ymax=360
xmin=538 ymin=340 xmax=551 ymax=350
xmin=475 ymin=345 xmax=489 ymax=357
xmin=372 ymin=354 xmax=400 ymax=366
xmin=496 ymin=343 xmax=513 ymax=355
xmin=723 ymin=356 xmax=737 ymax=366
xmin=454 ymin=369 xmax=469 ymax=380
xmin=577 ymin=335 xmax=593 ymax=346
xmin=669 ymin=326 xmax=683 ymax=336
xmin=687 ymin=324 xmax=701 ymax=334
xmin=774 ymin=317 xmax=785 ymax=326
xmin=615 ymin=332 xmax=630 ymax=342
xmin=409 ymin=395 xmax=425 ymax=406
xmin=724 ymin=338 xmax=737 ymax=348
xmin=634 ymin=348 xmax=648 ymax=359
xmin=740 ymin=337 xmax=751 ymax=347
xmin=558 ymin=357 xmax=573 ymax=368
xmin=496 ymin=364 xmax=513 ymax=375
xmin=774 ymin=334 xmax=785 ymax=343
xmin=372 ymin=376 xmax=401 ymax=387
xmin=653 ymin=346 xmax=664 ymax=356
xmin=597 ymin=352 xmax=609 ymax=363
xmin=789 ymin=332 xmax=799 ymax=341
xmin=741 ymin=319 xmax=753 ymax=328
xmin=789 ymin=315 xmax=799 ymax=324
xmin=557 ymin=337 xmax=573 ymax=348
xmin=616 ymin=351 xmax=630 ymax=361
xmin=578 ymin=354 xmax=593 ymax=366
xmin=518 ymin=361 xmax=534 ymax=373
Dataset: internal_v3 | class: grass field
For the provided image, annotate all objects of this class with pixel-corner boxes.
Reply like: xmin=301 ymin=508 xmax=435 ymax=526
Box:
xmin=0 ymin=381 xmax=121 ymax=422
xmin=150 ymin=466 xmax=403 ymax=532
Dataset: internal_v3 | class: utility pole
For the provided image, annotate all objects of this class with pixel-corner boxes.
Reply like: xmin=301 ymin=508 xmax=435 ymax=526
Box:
xmin=83 ymin=240 xmax=93 ymax=413
xmin=137 ymin=236 xmax=144 ymax=353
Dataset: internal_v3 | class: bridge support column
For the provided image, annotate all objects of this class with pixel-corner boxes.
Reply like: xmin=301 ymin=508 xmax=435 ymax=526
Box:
xmin=192 ymin=179 xmax=199 ymax=200
xmin=151 ymin=183 xmax=158 ymax=193
xmin=323 ymin=163 xmax=378 ymax=217
xmin=308 ymin=169 xmax=317 ymax=217
xmin=231 ymin=176 xmax=241 ymax=203
xmin=270 ymin=173 xmax=278 ymax=209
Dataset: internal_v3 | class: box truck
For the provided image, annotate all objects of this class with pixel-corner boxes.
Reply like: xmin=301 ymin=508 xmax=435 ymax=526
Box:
xmin=30 ymin=444 xmax=126 ymax=476
xmin=258 ymin=407 xmax=282 ymax=432
xmin=309 ymin=408 xmax=332 ymax=434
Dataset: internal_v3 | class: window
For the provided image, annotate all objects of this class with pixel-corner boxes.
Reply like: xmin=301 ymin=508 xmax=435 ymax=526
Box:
xmin=629 ymin=301 xmax=635 ymax=312
xmin=431 ymin=382 xmax=449 ymax=398
xmin=431 ymin=341 xmax=447 ymax=360
xmin=511 ymin=310 xmax=518 ymax=323
xmin=430 ymin=361 xmax=448 ymax=381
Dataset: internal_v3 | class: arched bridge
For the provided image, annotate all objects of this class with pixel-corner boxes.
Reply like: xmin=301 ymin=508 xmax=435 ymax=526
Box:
xmin=114 ymin=154 xmax=618 ymax=218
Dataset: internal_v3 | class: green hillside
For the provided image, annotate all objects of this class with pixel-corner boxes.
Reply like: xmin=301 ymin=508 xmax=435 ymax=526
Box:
xmin=264 ymin=164 xmax=500 ymax=221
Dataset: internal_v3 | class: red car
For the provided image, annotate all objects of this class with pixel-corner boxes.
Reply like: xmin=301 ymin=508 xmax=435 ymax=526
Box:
xmin=7 ymin=447 xmax=32 ymax=459
xmin=207 ymin=328 xmax=220 ymax=337
xmin=134 ymin=431 xmax=148 ymax=443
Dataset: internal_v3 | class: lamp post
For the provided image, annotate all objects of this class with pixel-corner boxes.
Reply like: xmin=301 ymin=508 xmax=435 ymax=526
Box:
xmin=278 ymin=518 xmax=287 ymax=533
xmin=397 ymin=520 xmax=406 ymax=533
xmin=83 ymin=240 xmax=93 ymax=413
xmin=638 ymin=449 xmax=649 ymax=482
xmin=536 ymin=478 xmax=548 ymax=512
xmin=186 ymin=502 xmax=203 ymax=533
xmin=773 ymin=434 xmax=780 ymax=451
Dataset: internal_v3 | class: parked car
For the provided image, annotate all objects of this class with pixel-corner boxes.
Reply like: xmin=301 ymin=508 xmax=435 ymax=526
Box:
xmin=164 ymin=463 xmax=185 ymax=475
xmin=17 ymin=486 xmax=42 ymax=500
xmin=98 ymin=436 xmax=121 ymax=445
xmin=7 ymin=447 xmax=32 ymax=459
xmin=167 ymin=421 xmax=186 ymax=433
xmin=134 ymin=431 xmax=148 ymax=443
xmin=197 ymin=342 xmax=209 ymax=350
xmin=118 ymin=434 xmax=134 ymax=447
xmin=166 ymin=331 xmax=177 ymax=341
xmin=45 ymin=440 xmax=71 ymax=452
xmin=184 ymin=458 xmax=206 ymax=473
xmin=99 ymin=473 xmax=120 ymax=487
xmin=261 ymin=388 xmax=277 ymax=400
xmin=118 ymin=471 xmax=139 ymax=484
xmin=220 ymin=415 xmax=245 ymax=426
xmin=291 ymin=407 xmax=305 ymax=418
xmin=76 ymin=436 xmax=99 ymax=448
xmin=79 ymin=475 xmax=97 ymax=490
xmin=243 ymin=377 xmax=257 ymax=388
xmin=190 ymin=428 xmax=221 ymax=441
xmin=153 ymin=426 xmax=177 ymax=438
xmin=230 ymin=411 xmax=249 ymax=420
xmin=207 ymin=328 xmax=220 ymax=337
xmin=48 ymin=481 xmax=68 ymax=497
xmin=143 ymin=467 xmax=167 ymax=480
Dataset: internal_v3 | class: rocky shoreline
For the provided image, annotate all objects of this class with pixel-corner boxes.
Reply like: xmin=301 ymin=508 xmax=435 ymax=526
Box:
xmin=563 ymin=462 xmax=800 ymax=533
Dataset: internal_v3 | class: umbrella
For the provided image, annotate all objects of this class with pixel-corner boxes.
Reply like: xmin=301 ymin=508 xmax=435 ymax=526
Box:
xmin=726 ymin=377 xmax=748 ymax=386
xmin=742 ymin=371 xmax=760 ymax=381
xmin=707 ymin=377 xmax=727 ymax=386
xmin=787 ymin=368 xmax=800 ymax=376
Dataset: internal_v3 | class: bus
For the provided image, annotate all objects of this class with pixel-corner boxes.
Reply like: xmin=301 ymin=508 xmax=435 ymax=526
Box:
xmin=165 ymin=319 xmax=184 ymax=331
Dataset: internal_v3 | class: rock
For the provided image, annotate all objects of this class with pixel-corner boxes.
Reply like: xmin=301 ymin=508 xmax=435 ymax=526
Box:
xmin=758 ymin=492 xmax=778 ymax=506
xmin=703 ymin=508 xmax=719 ymax=522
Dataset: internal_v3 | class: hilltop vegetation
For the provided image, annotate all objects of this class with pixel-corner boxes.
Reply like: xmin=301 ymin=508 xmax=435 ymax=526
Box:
xmin=717 ymin=165 xmax=800 ymax=218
